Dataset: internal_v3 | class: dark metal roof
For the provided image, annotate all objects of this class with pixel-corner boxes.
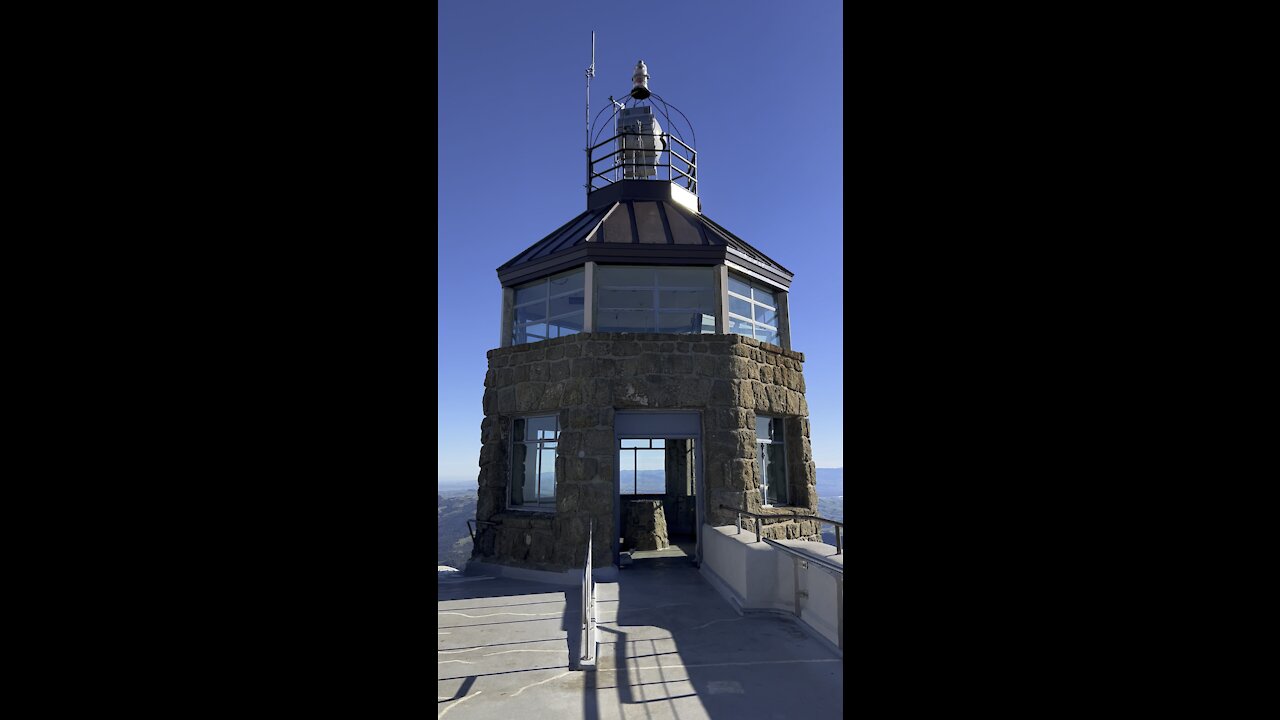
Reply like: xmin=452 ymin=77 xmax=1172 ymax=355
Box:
xmin=496 ymin=200 xmax=794 ymax=288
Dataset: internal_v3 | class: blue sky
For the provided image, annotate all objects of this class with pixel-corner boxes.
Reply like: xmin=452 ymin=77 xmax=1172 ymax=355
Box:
xmin=438 ymin=0 xmax=843 ymax=483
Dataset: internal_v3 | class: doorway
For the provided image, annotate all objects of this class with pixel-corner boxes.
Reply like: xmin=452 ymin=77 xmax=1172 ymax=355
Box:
xmin=613 ymin=411 xmax=703 ymax=568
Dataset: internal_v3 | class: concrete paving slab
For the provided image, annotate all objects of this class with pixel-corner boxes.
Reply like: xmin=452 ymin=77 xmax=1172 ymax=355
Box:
xmin=438 ymin=558 xmax=842 ymax=720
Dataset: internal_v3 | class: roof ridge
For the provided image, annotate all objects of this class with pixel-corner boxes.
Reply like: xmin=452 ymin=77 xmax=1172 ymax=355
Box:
xmin=698 ymin=213 xmax=794 ymax=276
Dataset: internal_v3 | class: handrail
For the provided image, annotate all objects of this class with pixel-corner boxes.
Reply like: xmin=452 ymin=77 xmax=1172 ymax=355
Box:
xmin=465 ymin=519 xmax=496 ymax=544
xmin=718 ymin=504 xmax=844 ymax=555
xmin=763 ymin=538 xmax=844 ymax=652
xmin=586 ymin=130 xmax=697 ymax=193
xmin=580 ymin=518 xmax=597 ymax=669
xmin=762 ymin=538 xmax=844 ymax=577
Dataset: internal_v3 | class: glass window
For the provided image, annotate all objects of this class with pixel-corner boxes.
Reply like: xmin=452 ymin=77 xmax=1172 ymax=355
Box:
xmin=756 ymin=416 xmax=788 ymax=507
xmin=548 ymin=270 xmax=584 ymax=294
xmin=755 ymin=327 xmax=780 ymax=346
xmin=619 ymin=438 xmax=667 ymax=495
xmin=595 ymin=265 xmax=717 ymax=334
xmin=597 ymin=309 xmax=653 ymax=333
xmin=752 ymin=285 xmax=777 ymax=309
xmin=728 ymin=316 xmax=754 ymax=337
xmin=753 ymin=304 xmax=778 ymax=327
xmin=511 ymin=268 xmax=586 ymax=346
xmin=514 ymin=282 xmax=547 ymax=305
xmin=511 ymin=415 xmax=559 ymax=510
xmin=727 ymin=272 xmax=784 ymax=348
xmin=514 ymin=303 xmax=548 ymax=324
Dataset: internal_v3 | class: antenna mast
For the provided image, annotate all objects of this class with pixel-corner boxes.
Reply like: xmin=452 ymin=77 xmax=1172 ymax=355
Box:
xmin=585 ymin=31 xmax=595 ymax=193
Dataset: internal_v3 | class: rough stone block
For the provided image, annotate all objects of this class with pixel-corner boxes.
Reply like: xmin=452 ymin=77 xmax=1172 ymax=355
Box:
xmin=515 ymin=382 xmax=546 ymax=411
xmin=494 ymin=386 xmax=516 ymax=413
xmin=614 ymin=357 xmax=638 ymax=377
xmin=759 ymin=365 xmax=774 ymax=385
xmin=710 ymin=379 xmax=735 ymax=405
xmin=541 ymin=382 xmax=564 ymax=408
xmin=728 ymin=457 xmax=755 ymax=491
xmin=624 ymin=499 xmax=668 ymax=550
xmin=636 ymin=353 xmax=662 ymax=375
xmin=584 ymin=428 xmax=614 ymax=457
xmin=685 ymin=377 xmax=713 ymax=406
xmin=664 ymin=353 xmax=693 ymax=375
xmin=613 ymin=379 xmax=652 ymax=407
xmin=691 ymin=353 xmax=717 ymax=377
xmin=548 ymin=360 xmax=570 ymax=382
xmin=560 ymin=379 xmax=584 ymax=405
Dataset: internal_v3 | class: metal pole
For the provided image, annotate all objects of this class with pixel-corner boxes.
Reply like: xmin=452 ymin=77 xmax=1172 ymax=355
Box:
xmin=585 ymin=31 xmax=595 ymax=196
xmin=835 ymin=526 xmax=842 ymax=555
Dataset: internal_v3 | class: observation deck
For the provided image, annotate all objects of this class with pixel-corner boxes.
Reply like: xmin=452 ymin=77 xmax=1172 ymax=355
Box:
xmin=437 ymin=533 xmax=843 ymax=719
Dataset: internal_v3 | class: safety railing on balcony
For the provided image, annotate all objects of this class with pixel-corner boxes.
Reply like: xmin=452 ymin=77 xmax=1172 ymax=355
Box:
xmin=718 ymin=504 xmax=844 ymax=555
xmin=587 ymin=131 xmax=698 ymax=194
xmin=762 ymin=537 xmax=844 ymax=651
xmin=580 ymin=519 xmax=597 ymax=670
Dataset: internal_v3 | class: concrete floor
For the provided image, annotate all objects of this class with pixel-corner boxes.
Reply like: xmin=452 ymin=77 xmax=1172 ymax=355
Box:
xmin=437 ymin=556 xmax=843 ymax=719
xmin=626 ymin=537 xmax=697 ymax=562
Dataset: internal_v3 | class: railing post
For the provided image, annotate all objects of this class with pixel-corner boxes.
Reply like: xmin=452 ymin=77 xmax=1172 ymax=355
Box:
xmin=755 ymin=517 xmax=761 ymax=543
xmin=736 ymin=512 xmax=742 ymax=534
xmin=581 ymin=518 xmax=596 ymax=668
xmin=835 ymin=526 xmax=842 ymax=555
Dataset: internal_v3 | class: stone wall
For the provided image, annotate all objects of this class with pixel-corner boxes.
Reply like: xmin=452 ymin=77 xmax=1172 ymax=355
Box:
xmin=472 ymin=332 xmax=819 ymax=573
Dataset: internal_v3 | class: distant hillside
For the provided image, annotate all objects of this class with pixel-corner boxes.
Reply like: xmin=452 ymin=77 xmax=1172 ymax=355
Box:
xmin=438 ymin=488 xmax=477 ymax=570
xmin=814 ymin=468 xmax=843 ymax=546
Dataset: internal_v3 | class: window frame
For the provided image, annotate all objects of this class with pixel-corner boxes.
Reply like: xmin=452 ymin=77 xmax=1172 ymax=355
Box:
xmin=755 ymin=415 xmax=789 ymax=508
xmin=508 ymin=414 xmax=560 ymax=511
xmin=618 ymin=437 xmax=667 ymax=495
xmin=727 ymin=273 xmax=781 ymax=346
xmin=594 ymin=265 xmax=718 ymax=335
xmin=511 ymin=268 xmax=585 ymax=346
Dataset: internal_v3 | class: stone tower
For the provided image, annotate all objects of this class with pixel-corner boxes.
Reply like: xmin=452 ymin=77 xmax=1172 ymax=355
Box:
xmin=469 ymin=62 xmax=819 ymax=581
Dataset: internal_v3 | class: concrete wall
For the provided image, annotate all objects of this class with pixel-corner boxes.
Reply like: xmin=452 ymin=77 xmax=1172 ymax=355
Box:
xmin=700 ymin=524 xmax=843 ymax=652
xmin=471 ymin=332 xmax=818 ymax=573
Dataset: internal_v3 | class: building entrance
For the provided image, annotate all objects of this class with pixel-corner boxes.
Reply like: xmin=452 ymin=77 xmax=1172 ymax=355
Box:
xmin=613 ymin=411 xmax=703 ymax=568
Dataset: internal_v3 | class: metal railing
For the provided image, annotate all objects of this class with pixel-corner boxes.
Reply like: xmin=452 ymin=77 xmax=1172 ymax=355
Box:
xmin=465 ymin=519 xmax=495 ymax=544
xmin=587 ymin=131 xmax=697 ymax=194
xmin=763 ymin=538 xmax=844 ymax=651
xmin=580 ymin=519 xmax=597 ymax=670
xmin=719 ymin=504 xmax=844 ymax=555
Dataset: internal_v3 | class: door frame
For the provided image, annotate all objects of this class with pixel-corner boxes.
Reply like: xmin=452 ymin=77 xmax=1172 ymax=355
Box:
xmin=612 ymin=410 xmax=704 ymax=567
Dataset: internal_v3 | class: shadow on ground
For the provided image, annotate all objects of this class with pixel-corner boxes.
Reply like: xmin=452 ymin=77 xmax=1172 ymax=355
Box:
xmin=438 ymin=550 xmax=841 ymax=720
